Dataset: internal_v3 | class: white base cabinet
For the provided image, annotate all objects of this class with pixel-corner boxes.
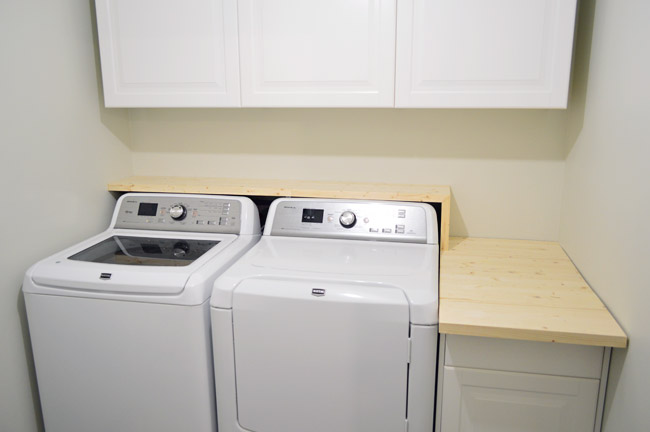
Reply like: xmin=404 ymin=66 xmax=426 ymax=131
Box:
xmin=436 ymin=335 xmax=611 ymax=432
xmin=441 ymin=367 xmax=599 ymax=432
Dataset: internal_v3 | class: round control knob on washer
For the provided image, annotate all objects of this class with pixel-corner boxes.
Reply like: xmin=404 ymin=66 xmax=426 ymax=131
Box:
xmin=339 ymin=211 xmax=357 ymax=228
xmin=169 ymin=204 xmax=187 ymax=221
xmin=173 ymin=241 xmax=190 ymax=258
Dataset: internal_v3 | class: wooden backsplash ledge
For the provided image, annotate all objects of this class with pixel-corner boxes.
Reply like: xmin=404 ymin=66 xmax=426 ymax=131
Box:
xmin=108 ymin=176 xmax=451 ymax=250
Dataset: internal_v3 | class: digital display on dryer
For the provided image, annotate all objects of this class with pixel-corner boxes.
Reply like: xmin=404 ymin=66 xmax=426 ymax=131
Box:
xmin=302 ymin=208 xmax=324 ymax=223
xmin=137 ymin=202 xmax=158 ymax=216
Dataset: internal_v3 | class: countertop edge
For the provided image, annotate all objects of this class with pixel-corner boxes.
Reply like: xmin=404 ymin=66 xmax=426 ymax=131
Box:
xmin=439 ymin=323 xmax=628 ymax=348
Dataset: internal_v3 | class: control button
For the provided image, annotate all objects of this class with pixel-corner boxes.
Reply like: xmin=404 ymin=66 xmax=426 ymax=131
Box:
xmin=363 ymin=217 xmax=370 ymax=224
xmin=195 ymin=220 xmax=205 ymax=225
xmin=327 ymin=216 xmax=334 ymax=222
xmin=396 ymin=224 xmax=405 ymax=229
xmin=169 ymin=204 xmax=187 ymax=221
xmin=207 ymin=220 xmax=218 ymax=225
xmin=369 ymin=228 xmax=379 ymax=233
xmin=219 ymin=217 xmax=230 ymax=225
xmin=396 ymin=227 xmax=405 ymax=234
xmin=192 ymin=210 xmax=198 ymax=217
xmin=339 ymin=211 xmax=357 ymax=229
xmin=398 ymin=209 xmax=406 ymax=218
xmin=382 ymin=228 xmax=392 ymax=233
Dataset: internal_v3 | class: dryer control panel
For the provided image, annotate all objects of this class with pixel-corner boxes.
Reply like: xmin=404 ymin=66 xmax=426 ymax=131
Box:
xmin=267 ymin=199 xmax=437 ymax=244
xmin=114 ymin=195 xmax=243 ymax=234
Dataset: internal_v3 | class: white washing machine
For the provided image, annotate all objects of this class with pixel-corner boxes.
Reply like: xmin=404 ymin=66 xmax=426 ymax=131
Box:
xmin=23 ymin=193 xmax=260 ymax=432
xmin=211 ymin=198 xmax=439 ymax=432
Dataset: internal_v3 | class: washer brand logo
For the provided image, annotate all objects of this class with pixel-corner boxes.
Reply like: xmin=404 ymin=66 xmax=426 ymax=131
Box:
xmin=311 ymin=288 xmax=326 ymax=297
xmin=100 ymin=273 xmax=112 ymax=280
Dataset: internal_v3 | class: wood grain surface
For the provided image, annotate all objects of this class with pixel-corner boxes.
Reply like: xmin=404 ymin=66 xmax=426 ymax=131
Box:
xmin=440 ymin=237 xmax=627 ymax=347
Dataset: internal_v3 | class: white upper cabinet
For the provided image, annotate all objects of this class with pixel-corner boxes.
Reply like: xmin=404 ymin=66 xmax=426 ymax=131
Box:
xmin=94 ymin=0 xmax=578 ymax=108
xmin=395 ymin=0 xmax=578 ymax=108
xmin=95 ymin=0 xmax=240 ymax=107
xmin=237 ymin=0 xmax=397 ymax=107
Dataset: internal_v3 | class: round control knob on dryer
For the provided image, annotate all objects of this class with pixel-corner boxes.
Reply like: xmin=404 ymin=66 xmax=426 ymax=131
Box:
xmin=169 ymin=204 xmax=187 ymax=221
xmin=339 ymin=211 xmax=357 ymax=229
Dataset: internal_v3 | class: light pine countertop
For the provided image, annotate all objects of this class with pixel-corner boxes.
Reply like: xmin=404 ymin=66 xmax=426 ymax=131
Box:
xmin=439 ymin=237 xmax=627 ymax=348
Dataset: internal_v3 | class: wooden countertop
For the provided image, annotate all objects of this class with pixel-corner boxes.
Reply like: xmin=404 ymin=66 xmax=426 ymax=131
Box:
xmin=108 ymin=176 xmax=451 ymax=250
xmin=439 ymin=237 xmax=627 ymax=348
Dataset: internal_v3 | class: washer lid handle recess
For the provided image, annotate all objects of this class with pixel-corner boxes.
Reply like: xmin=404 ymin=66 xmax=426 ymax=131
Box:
xmin=30 ymin=261 xmax=190 ymax=295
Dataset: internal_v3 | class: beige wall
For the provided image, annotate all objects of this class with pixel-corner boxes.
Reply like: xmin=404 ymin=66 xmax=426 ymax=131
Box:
xmin=0 ymin=2 xmax=131 ymax=431
xmin=130 ymin=108 xmax=567 ymax=240
xmin=559 ymin=1 xmax=650 ymax=430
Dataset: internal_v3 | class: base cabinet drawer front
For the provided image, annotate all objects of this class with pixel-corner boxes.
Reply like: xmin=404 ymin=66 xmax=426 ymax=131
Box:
xmin=95 ymin=0 xmax=241 ymax=107
xmin=444 ymin=335 xmax=604 ymax=379
xmin=440 ymin=366 xmax=600 ymax=432
xmin=237 ymin=0 xmax=397 ymax=107
xmin=395 ymin=0 xmax=578 ymax=108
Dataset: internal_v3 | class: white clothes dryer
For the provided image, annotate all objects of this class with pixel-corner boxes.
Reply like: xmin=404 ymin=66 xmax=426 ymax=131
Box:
xmin=23 ymin=193 xmax=260 ymax=432
xmin=211 ymin=198 xmax=439 ymax=432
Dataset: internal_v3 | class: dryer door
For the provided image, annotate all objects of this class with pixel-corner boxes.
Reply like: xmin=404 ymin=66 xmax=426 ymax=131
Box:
xmin=232 ymin=278 xmax=410 ymax=432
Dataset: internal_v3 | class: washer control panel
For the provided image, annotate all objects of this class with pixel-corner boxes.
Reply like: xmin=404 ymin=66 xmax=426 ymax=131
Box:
xmin=114 ymin=195 xmax=242 ymax=234
xmin=269 ymin=200 xmax=435 ymax=244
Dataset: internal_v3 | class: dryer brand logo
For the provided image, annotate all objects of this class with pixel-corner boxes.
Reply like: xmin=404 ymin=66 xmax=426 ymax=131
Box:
xmin=311 ymin=288 xmax=326 ymax=297
xmin=100 ymin=273 xmax=112 ymax=280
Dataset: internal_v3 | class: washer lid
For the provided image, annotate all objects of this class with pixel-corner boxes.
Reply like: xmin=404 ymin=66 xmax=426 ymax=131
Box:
xmin=68 ymin=235 xmax=220 ymax=267
xmin=29 ymin=231 xmax=237 ymax=296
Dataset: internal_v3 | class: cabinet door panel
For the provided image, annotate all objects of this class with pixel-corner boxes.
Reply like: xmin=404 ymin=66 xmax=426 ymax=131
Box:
xmin=440 ymin=366 xmax=599 ymax=432
xmin=396 ymin=0 xmax=577 ymax=108
xmin=444 ymin=334 xmax=604 ymax=379
xmin=238 ymin=0 xmax=396 ymax=107
xmin=96 ymin=0 xmax=240 ymax=107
